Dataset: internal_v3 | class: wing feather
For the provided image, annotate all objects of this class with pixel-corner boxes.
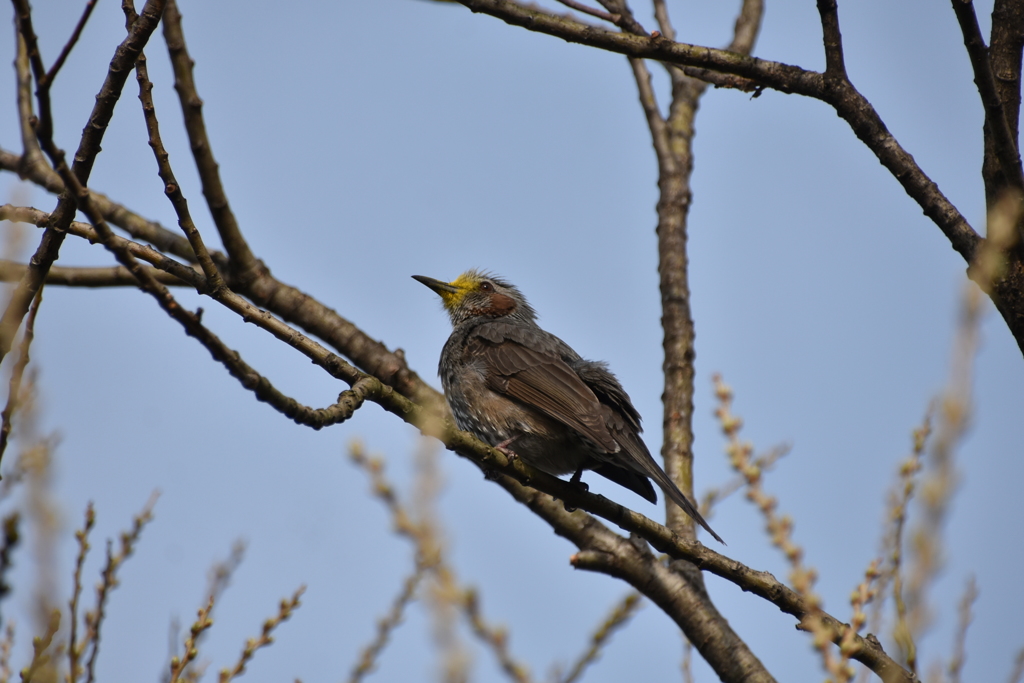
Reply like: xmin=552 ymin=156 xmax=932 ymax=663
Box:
xmin=470 ymin=334 xmax=619 ymax=452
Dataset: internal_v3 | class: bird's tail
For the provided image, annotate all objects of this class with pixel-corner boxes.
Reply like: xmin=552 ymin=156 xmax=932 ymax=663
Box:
xmin=626 ymin=441 xmax=725 ymax=544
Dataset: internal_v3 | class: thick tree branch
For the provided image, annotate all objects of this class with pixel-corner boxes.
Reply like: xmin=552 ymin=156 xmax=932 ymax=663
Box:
xmin=816 ymin=0 xmax=847 ymax=79
xmin=984 ymin=0 xmax=1024 ymax=209
xmin=953 ymin=0 xmax=1024 ymax=210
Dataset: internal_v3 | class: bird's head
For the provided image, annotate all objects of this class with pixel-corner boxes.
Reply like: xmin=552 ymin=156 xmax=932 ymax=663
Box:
xmin=413 ymin=270 xmax=536 ymax=327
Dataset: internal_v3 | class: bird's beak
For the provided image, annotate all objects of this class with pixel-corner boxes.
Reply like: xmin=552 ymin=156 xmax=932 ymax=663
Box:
xmin=412 ymin=275 xmax=460 ymax=295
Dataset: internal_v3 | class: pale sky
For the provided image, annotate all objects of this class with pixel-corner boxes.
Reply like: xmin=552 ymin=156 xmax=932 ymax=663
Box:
xmin=1 ymin=1 xmax=1021 ymax=681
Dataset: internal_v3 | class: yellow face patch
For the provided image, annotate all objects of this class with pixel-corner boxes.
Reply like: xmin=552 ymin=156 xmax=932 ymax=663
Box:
xmin=440 ymin=272 xmax=483 ymax=310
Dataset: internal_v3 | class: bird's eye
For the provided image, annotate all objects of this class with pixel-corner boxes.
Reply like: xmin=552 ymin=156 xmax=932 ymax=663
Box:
xmin=480 ymin=281 xmax=494 ymax=292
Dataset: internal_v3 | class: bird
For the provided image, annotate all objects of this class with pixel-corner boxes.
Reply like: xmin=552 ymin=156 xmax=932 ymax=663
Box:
xmin=413 ymin=269 xmax=723 ymax=544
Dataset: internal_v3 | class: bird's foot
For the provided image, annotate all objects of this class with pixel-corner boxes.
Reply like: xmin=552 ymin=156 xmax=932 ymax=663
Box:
xmin=495 ymin=437 xmax=519 ymax=460
xmin=563 ymin=468 xmax=590 ymax=512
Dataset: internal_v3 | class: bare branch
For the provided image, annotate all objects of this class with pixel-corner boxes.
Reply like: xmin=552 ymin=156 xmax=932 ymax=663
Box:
xmin=1 ymin=0 xmax=169 ymax=368
xmin=134 ymin=47 xmax=226 ymax=291
xmin=41 ymin=0 xmax=98 ymax=89
xmin=552 ymin=0 xmax=619 ymax=25
xmin=161 ymin=0 xmax=258 ymax=279
xmin=816 ymin=0 xmax=847 ymax=79
xmin=452 ymin=0 xmax=980 ymax=262
xmin=952 ymin=0 xmax=1024 ymax=223
xmin=0 ymin=258 xmax=188 ymax=288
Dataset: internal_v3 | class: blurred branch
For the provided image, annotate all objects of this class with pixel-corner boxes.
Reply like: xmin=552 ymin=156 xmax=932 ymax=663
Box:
xmin=168 ymin=598 xmax=214 ymax=683
xmin=1008 ymin=647 xmax=1024 ymax=683
xmin=461 ymin=588 xmax=530 ymax=683
xmin=0 ymin=513 xmax=19 ymax=629
xmin=82 ymin=493 xmax=158 ymax=683
xmin=713 ymin=374 xmax=842 ymax=681
xmin=21 ymin=609 xmax=59 ymax=683
xmin=0 ymin=621 xmax=12 ymax=682
xmin=218 ymin=586 xmax=305 ymax=683
xmin=700 ymin=443 xmax=789 ymax=517
xmin=559 ymin=591 xmax=643 ymax=683
xmin=947 ymin=576 xmax=977 ymax=683
xmin=348 ymin=566 xmax=427 ymax=683
xmin=67 ymin=502 xmax=96 ymax=683
xmin=836 ymin=560 xmax=882 ymax=683
xmin=885 ymin=415 xmax=931 ymax=675
xmin=349 ymin=441 xmax=532 ymax=683
xmin=0 ymin=288 xmax=40 ymax=469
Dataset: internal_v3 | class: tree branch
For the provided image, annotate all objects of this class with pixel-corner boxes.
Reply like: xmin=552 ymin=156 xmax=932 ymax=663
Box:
xmin=454 ymin=0 xmax=980 ymax=262
xmin=1 ymin=0 xmax=167 ymax=367
xmin=161 ymin=0 xmax=258 ymax=281
xmin=952 ymin=0 xmax=1024 ymax=218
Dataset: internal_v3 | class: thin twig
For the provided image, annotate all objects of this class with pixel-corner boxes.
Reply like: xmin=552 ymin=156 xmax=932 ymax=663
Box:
xmin=21 ymin=609 xmax=59 ymax=683
xmin=888 ymin=416 xmax=931 ymax=675
xmin=714 ymin=374 xmax=842 ymax=679
xmin=700 ymin=444 xmax=790 ymax=517
xmin=42 ymin=0 xmax=99 ymax=89
xmin=134 ymin=44 xmax=225 ymax=290
xmin=67 ymin=502 xmax=96 ymax=683
xmin=82 ymin=493 xmax=158 ymax=683
xmin=560 ymin=592 xmax=643 ymax=683
xmin=836 ymin=560 xmax=882 ymax=683
xmin=947 ymin=576 xmax=977 ymax=683
xmin=348 ymin=568 xmax=427 ymax=683
xmin=162 ymin=0 xmax=258 ymax=278
xmin=168 ymin=598 xmax=214 ymax=683
xmin=2 ymin=0 xmax=168 ymax=370
xmin=461 ymin=589 xmax=531 ymax=683
xmin=552 ymin=0 xmax=618 ymax=25
xmin=218 ymin=586 xmax=304 ymax=683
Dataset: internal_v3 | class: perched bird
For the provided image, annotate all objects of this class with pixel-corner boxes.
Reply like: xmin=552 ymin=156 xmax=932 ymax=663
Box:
xmin=413 ymin=269 xmax=723 ymax=544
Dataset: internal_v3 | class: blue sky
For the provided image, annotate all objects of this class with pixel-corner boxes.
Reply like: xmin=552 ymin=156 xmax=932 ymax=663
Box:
xmin=1 ymin=0 xmax=1021 ymax=681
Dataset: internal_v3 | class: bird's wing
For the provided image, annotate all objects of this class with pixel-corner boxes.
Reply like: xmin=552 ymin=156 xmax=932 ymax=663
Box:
xmin=470 ymin=335 xmax=620 ymax=453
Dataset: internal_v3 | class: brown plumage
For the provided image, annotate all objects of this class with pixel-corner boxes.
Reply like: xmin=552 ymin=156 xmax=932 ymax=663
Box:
xmin=413 ymin=270 xmax=723 ymax=544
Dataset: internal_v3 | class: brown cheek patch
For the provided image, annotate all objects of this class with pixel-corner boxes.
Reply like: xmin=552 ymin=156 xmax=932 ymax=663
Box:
xmin=469 ymin=293 xmax=516 ymax=318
